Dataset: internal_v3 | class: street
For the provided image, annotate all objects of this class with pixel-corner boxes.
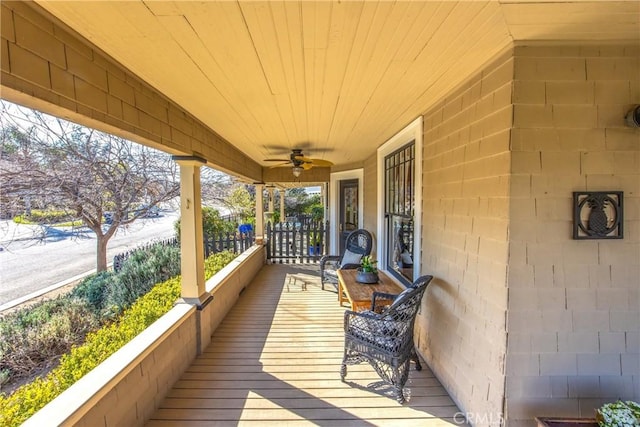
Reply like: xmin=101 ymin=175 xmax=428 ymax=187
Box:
xmin=0 ymin=211 xmax=179 ymax=306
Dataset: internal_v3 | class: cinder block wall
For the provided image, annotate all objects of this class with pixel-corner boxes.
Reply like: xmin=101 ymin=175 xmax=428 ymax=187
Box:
xmin=505 ymin=45 xmax=640 ymax=426
xmin=418 ymin=49 xmax=514 ymax=425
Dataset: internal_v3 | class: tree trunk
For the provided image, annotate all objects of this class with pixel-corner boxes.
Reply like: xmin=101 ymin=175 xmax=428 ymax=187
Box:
xmin=96 ymin=235 xmax=109 ymax=272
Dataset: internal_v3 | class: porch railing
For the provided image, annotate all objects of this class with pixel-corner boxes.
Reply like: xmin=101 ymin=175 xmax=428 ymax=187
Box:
xmin=265 ymin=221 xmax=328 ymax=263
xmin=203 ymin=230 xmax=254 ymax=257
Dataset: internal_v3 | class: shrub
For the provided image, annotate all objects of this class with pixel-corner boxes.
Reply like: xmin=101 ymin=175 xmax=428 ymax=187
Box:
xmin=13 ymin=209 xmax=76 ymax=225
xmin=0 ymin=298 xmax=99 ymax=385
xmin=174 ymin=206 xmax=235 ymax=240
xmin=69 ymin=271 xmax=114 ymax=311
xmin=205 ymin=250 xmax=236 ymax=277
xmin=105 ymin=244 xmax=180 ymax=312
xmin=0 ymin=251 xmax=236 ymax=426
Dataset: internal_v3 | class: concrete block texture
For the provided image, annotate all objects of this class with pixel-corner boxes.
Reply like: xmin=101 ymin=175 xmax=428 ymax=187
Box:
xmin=506 ymin=44 xmax=639 ymax=425
xmin=422 ymin=51 xmax=514 ymax=425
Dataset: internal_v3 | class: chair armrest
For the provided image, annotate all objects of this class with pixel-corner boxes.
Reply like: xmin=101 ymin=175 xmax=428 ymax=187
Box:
xmin=371 ymin=291 xmax=398 ymax=312
xmin=340 ymin=263 xmax=360 ymax=270
xmin=320 ymin=255 xmax=341 ymax=269
xmin=343 ymin=309 xmax=380 ymax=332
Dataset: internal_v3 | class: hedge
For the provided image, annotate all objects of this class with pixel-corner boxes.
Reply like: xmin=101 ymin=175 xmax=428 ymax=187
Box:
xmin=13 ymin=210 xmax=78 ymax=225
xmin=0 ymin=251 xmax=237 ymax=426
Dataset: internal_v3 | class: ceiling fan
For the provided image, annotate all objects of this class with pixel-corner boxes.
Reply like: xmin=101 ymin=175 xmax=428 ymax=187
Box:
xmin=264 ymin=149 xmax=333 ymax=177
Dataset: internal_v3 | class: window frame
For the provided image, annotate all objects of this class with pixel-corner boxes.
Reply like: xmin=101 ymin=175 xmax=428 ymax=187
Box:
xmin=376 ymin=117 xmax=423 ymax=285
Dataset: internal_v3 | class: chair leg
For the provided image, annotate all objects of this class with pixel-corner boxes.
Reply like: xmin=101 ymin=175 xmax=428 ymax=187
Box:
xmin=412 ymin=348 xmax=422 ymax=371
xmin=395 ymin=386 xmax=406 ymax=404
xmin=340 ymin=363 xmax=347 ymax=381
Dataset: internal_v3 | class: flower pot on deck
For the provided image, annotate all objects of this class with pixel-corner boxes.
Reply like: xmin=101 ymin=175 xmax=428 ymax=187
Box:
xmin=356 ymin=269 xmax=379 ymax=284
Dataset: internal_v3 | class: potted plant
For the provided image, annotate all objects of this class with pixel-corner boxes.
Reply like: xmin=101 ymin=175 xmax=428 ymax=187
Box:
xmin=536 ymin=401 xmax=639 ymax=427
xmin=596 ymin=401 xmax=640 ymax=427
xmin=356 ymin=255 xmax=379 ymax=284
xmin=308 ymin=232 xmax=322 ymax=256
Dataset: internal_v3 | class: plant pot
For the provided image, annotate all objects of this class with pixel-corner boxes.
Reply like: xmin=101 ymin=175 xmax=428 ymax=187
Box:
xmin=356 ymin=270 xmax=379 ymax=284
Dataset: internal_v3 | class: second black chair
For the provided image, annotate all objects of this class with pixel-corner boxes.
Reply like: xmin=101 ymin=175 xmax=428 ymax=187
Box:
xmin=319 ymin=229 xmax=373 ymax=291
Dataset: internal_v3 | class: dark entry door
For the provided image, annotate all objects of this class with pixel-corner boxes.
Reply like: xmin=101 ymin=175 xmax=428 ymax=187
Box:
xmin=339 ymin=179 xmax=359 ymax=253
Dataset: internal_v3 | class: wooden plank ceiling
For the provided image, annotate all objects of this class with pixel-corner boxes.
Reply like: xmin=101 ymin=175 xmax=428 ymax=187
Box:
xmin=36 ymin=1 xmax=640 ymax=172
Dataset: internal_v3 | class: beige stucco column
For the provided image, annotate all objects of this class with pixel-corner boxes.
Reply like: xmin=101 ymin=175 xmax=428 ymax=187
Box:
xmin=279 ymin=190 xmax=285 ymax=222
xmin=255 ymin=183 xmax=265 ymax=244
xmin=173 ymin=156 xmax=208 ymax=305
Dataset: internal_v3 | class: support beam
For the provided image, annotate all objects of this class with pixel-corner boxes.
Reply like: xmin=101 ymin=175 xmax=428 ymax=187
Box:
xmin=255 ymin=184 xmax=265 ymax=244
xmin=173 ymin=156 xmax=208 ymax=305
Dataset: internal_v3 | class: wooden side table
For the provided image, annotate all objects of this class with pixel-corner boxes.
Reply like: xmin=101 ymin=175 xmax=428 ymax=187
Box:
xmin=337 ymin=269 xmax=403 ymax=311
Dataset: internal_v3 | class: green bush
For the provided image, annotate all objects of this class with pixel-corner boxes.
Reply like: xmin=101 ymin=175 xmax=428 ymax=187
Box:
xmin=205 ymin=250 xmax=236 ymax=277
xmin=174 ymin=206 xmax=235 ymax=240
xmin=69 ymin=271 xmax=114 ymax=311
xmin=0 ymin=251 xmax=236 ymax=426
xmin=13 ymin=209 xmax=77 ymax=225
xmin=105 ymin=244 xmax=180 ymax=312
xmin=0 ymin=298 xmax=99 ymax=385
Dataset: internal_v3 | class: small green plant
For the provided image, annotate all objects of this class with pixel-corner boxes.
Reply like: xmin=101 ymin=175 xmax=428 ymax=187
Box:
xmin=309 ymin=232 xmax=321 ymax=246
xmin=596 ymin=401 xmax=640 ymax=427
xmin=360 ymin=255 xmax=378 ymax=273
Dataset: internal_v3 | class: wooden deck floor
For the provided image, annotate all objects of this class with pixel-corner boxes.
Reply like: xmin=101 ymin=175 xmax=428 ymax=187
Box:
xmin=147 ymin=264 xmax=465 ymax=427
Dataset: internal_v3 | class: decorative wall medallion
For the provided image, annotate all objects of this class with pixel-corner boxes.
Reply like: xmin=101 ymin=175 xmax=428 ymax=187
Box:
xmin=573 ymin=192 xmax=623 ymax=239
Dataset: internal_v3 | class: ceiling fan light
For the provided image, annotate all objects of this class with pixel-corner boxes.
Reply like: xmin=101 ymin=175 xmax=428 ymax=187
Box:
xmin=292 ymin=166 xmax=303 ymax=177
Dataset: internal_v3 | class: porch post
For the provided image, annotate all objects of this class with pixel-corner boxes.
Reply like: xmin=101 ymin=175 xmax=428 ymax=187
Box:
xmin=255 ymin=183 xmax=264 ymax=244
xmin=279 ymin=190 xmax=285 ymax=223
xmin=173 ymin=155 xmax=208 ymax=305
xmin=267 ymin=186 xmax=275 ymax=213
xmin=321 ymin=183 xmax=327 ymax=221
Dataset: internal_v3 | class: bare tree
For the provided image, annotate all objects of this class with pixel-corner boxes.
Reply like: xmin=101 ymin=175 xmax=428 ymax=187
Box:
xmin=0 ymin=101 xmax=179 ymax=271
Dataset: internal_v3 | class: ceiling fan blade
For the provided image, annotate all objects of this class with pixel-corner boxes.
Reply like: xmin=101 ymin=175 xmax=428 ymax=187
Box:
xmin=268 ymin=162 xmax=291 ymax=168
xmin=301 ymin=162 xmax=314 ymax=170
xmin=307 ymin=158 xmax=334 ymax=167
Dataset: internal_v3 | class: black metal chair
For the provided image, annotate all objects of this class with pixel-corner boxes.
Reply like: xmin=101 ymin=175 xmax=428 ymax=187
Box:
xmin=319 ymin=229 xmax=373 ymax=291
xmin=340 ymin=275 xmax=433 ymax=403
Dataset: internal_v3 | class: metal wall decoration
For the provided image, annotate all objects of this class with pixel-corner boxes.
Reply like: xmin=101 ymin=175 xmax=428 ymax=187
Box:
xmin=573 ymin=191 xmax=623 ymax=239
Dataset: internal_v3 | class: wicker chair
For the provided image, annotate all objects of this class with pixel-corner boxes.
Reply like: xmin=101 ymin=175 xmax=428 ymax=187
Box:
xmin=319 ymin=229 xmax=373 ymax=291
xmin=340 ymin=275 xmax=433 ymax=403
